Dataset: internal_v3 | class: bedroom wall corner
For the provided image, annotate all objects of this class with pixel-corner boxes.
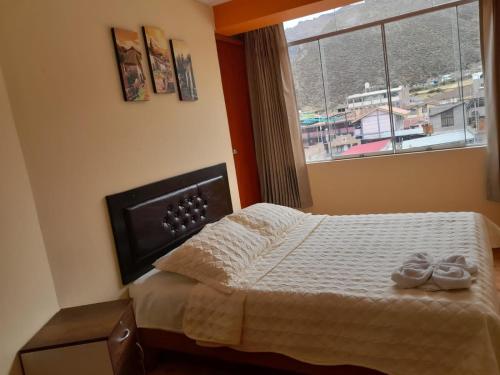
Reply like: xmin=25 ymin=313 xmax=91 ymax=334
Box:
xmin=0 ymin=0 xmax=240 ymax=308
xmin=0 ymin=65 xmax=59 ymax=375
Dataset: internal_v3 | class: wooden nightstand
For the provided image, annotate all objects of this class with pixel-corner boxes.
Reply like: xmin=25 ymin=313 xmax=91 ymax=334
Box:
xmin=19 ymin=299 xmax=144 ymax=375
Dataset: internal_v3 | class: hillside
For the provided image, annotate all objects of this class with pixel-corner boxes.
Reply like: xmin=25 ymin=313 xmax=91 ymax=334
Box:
xmin=286 ymin=0 xmax=482 ymax=112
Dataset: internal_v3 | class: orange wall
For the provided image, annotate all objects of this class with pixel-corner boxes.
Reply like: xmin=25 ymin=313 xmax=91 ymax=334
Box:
xmin=216 ymin=37 xmax=262 ymax=207
xmin=214 ymin=0 xmax=356 ymax=35
xmin=307 ymin=147 xmax=500 ymax=235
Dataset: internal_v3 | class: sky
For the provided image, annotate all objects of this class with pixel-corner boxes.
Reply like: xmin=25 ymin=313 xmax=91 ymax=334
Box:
xmin=283 ymin=1 xmax=366 ymax=29
xmin=114 ymin=28 xmax=140 ymax=49
xmin=144 ymin=26 xmax=168 ymax=50
xmin=283 ymin=9 xmax=336 ymax=29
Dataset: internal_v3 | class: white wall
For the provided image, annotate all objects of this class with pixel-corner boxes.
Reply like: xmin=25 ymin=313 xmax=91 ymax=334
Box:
xmin=0 ymin=66 xmax=59 ymax=375
xmin=307 ymin=147 xmax=500 ymax=231
xmin=0 ymin=0 xmax=240 ymax=307
xmin=361 ymin=111 xmax=391 ymax=138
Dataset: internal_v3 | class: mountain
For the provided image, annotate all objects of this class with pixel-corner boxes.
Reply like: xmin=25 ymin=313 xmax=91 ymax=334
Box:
xmin=286 ymin=0 xmax=482 ymax=112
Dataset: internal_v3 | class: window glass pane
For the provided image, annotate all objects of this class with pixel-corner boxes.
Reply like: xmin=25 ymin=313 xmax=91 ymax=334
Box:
xmin=432 ymin=0 xmax=459 ymax=5
xmin=334 ymin=0 xmax=434 ymax=31
xmin=286 ymin=1 xmax=485 ymax=163
xmin=289 ymin=42 xmax=332 ymax=162
xmin=284 ymin=0 xmax=459 ymax=43
xmin=319 ymin=26 xmax=393 ymax=158
xmin=458 ymin=1 xmax=486 ymax=145
xmin=385 ymin=7 xmax=467 ymax=152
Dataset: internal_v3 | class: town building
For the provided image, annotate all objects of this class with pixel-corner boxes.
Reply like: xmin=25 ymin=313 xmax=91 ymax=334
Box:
xmin=346 ymin=85 xmax=410 ymax=110
xmin=351 ymin=105 xmax=409 ymax=141
xmin=428 ymin=103 xmax=465 ymax=133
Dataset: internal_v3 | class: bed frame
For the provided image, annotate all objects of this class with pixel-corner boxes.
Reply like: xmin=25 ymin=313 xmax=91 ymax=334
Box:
xmin=106 ymin=163 xmax=384 ymax=375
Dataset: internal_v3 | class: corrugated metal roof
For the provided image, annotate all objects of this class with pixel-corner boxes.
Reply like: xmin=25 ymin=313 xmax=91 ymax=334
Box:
xmin=402 ymin=130 xmax=474 ymax=149
xmin=428 ymin=102 xmax=463 ymax=117
xmin=341 ymin=139 xmax=391 ymax=155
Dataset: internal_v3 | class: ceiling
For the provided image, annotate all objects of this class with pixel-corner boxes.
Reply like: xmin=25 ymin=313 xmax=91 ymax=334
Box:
xmin=196 ymin=0 xmax=231 ymax=6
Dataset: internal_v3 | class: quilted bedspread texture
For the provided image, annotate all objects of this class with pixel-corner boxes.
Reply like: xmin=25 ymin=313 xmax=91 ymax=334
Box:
xmin=182 ymin=212 xmax=500 ymax=375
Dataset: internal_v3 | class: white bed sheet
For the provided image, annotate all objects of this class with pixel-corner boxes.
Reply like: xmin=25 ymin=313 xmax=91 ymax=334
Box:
xmin=129 ymin=268 xmax=196 ymax=333
xmin=183 ymin=212 xmax=500 ymax=375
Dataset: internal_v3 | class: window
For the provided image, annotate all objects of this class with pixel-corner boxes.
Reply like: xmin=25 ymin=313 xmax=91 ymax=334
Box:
xmin=285 ymin=0 xmax=487 ymax=162
xmin=441 ymin=109 xmax=455 ymax=127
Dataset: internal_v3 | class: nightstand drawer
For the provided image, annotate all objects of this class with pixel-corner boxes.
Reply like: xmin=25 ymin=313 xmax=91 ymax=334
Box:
xmin=21 ymin=342 xmax=114 ymax=375
xmin=108 ymin=304 xmax=142 ymax=375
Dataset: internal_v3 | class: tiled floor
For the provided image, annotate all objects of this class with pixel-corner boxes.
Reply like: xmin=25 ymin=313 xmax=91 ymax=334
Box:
xmin=149 ymin=249 xmax=500 ymax=375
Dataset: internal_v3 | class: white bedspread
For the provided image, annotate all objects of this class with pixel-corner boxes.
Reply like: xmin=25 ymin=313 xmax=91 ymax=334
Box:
xmin=182 ymin=212 xmax=500 ymax=375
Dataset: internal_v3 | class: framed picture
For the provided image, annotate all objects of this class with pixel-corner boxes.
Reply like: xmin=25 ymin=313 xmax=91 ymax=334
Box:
xmin=170 ymin=39 xmax=198 ymax=101
xmin=111 ymin=27 xmax=150 ymax=102
xmin=142 ymin=26 xmax=176 ymax=94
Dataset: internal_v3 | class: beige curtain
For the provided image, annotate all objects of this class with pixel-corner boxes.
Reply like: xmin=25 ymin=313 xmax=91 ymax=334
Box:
xmin=245 ymin=24 xmax=313 ymax=208
xmin=481 ymin=0 xmax=500 ymax=201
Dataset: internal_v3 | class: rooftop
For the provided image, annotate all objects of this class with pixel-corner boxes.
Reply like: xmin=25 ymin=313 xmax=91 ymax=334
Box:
xmin=347 ymin=86 xmax=403 ymax=100
xmin=341 ymin=139 xmax=391 ymax=156
xmin=402 ymin=130 xmax=474 ymax=149
xmin=429 ymin=102 xmax=464 ymax=116
xmin=351 ymin=105 xmax=410 ymax=123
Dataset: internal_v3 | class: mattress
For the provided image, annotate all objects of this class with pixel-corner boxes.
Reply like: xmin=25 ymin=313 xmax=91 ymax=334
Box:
xmin=129 ymin=268 xmax=197 ymax=333
xmin=182 ymin=212 xmax=500 ymax=375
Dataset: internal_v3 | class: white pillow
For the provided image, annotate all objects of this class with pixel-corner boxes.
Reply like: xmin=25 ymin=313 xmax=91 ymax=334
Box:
xmin=227 ymin=203 xmax=307 ymax=237
xmin=154 ymin=217 xmax=271 ymax=293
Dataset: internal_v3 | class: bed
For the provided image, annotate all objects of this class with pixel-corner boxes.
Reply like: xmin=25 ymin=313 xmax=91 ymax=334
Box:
xmin=107 ymin=163 xmax=500 ymax=375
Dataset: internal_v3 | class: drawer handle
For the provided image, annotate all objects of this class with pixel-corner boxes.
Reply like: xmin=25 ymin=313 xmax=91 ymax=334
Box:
xmin=117 ymin=328 xmax=130 ymax=343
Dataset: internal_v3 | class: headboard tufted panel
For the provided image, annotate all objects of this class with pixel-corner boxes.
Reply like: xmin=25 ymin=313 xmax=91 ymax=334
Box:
xmin=106 ymin=164 xmax=232 ymax=284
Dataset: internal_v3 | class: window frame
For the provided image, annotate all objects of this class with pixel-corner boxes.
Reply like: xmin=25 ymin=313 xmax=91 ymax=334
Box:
xmin=287 ymin=0 xmax=485 ymax=163
xmin=287 ymin=0 xmax=477 ymax=48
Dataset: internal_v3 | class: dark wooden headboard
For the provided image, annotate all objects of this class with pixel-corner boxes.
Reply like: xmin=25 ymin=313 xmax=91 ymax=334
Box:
xmin=106 ymin=163 xmax=233 ymax=284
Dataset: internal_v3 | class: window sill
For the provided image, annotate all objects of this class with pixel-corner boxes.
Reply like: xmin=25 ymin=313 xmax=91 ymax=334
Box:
xmin=305 ymin=144 xmax=487 ymax=165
